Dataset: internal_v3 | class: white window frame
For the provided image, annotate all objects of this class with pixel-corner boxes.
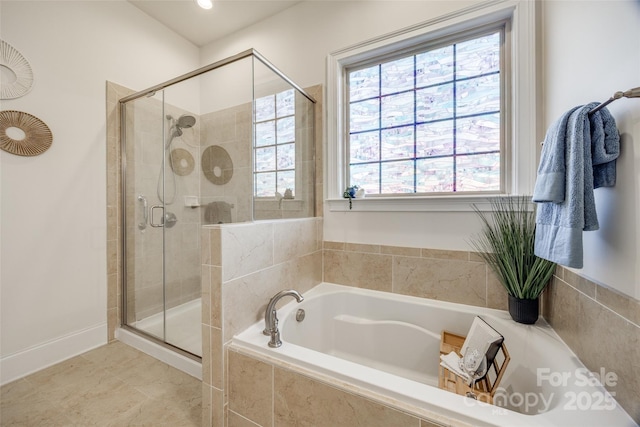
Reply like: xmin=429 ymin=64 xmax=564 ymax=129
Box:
xmin=326 ymin=0 xmax=539 ymax=212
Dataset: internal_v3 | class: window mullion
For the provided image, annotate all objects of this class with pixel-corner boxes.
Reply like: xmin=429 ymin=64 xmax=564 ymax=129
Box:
xmin=377 ymin=64 xmax=382 ymax=195
xmin=413 ymin=54 xmax=418 ymax=194
xmin=452 ymin=42 xmax=457 ymax=193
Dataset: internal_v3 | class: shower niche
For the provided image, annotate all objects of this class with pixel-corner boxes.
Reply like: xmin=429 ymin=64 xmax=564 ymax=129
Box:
xmin=119 ymin=50 xmax=316 ymax=358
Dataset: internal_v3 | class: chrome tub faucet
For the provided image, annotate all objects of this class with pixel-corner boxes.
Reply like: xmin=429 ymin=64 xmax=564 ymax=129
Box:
xmin=263 ymin=289 xmax=304 ymax=348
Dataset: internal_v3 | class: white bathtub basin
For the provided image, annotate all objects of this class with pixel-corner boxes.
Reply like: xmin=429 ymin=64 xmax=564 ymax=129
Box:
xmin=232 ymin=282 xmax=636 ymax=427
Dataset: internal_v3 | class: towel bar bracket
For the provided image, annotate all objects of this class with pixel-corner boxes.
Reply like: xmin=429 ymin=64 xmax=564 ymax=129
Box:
xmin=588 ymin=86 xmax=640 ymax=115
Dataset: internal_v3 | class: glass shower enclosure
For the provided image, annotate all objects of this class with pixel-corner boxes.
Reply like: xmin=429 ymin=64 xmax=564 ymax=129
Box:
xmin=119 ymin=50 xmax=315 ymax=358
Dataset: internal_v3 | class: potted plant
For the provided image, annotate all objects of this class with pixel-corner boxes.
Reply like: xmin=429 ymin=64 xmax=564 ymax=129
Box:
xmin=469 ymin=196 xmax=557 ymax=324
xmin=343 ymin=185 xmax=359 ymax=210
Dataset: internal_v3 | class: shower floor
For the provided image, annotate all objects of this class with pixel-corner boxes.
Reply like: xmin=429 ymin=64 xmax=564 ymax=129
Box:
xmin=132 ymin=298 xmax=202 ymax=357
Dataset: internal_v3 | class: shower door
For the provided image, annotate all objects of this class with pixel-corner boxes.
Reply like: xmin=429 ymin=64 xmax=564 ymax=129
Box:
xmin=119 ymin=50 xmax=314 ymax=360
xmin=122 ymin=89 xmax=202 ymax=358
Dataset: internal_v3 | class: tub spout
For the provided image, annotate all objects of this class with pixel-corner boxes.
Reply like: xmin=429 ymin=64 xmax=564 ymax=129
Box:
xmin=263 ymin=289 xmax=304 ymax=348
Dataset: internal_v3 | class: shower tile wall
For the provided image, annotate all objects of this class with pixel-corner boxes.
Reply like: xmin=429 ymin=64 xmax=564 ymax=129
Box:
xmin=162 ymin=109 xmax=203 ymax=312
xmin=200 ymin=103 xmax=253 ymax=223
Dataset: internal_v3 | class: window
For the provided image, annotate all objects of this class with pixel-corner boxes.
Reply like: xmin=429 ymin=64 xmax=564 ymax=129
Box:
xmin=327 ymin=1 xmax=540 ymax=212
xmin=254 ymin=89 xmax=296 ymax=197
xmin=347 ymin=29 xmax=503 ymax=195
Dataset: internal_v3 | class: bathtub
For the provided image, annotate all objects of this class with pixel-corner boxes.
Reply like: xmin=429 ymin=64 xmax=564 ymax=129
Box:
xmin=231 ymin=283 xmax=635 ymax=427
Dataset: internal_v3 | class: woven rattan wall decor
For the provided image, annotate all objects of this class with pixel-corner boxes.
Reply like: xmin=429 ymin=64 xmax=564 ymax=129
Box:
xmin=202 ymin=145 xmax=233 ymax=185
xmin=170 ymin=148 xmax=195 ymax=176
xmin=1 ymin=40 xmax=34 ymax=100
xmin=0 ymin=110 xmax=53 ymax=156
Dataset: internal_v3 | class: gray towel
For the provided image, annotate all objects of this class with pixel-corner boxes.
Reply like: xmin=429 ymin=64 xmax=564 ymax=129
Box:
xmin=532 ymin=103 xmax=619 ymax=268
xmin=204 ymin=201 xmax=232 ymax=224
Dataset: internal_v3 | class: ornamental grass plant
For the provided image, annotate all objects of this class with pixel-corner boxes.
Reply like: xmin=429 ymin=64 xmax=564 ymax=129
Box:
xmin=470 ymin=196 xmax=557 ymax=300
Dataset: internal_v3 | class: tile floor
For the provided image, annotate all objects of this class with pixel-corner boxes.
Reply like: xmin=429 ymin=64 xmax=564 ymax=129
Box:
xmin=0 ymin=341 xmax=202 ymax=426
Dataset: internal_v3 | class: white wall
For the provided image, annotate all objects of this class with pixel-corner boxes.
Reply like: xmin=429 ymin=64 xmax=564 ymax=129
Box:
xmin=542 ymin=0 xmax=640 ymax=298
xmin=200 ymin=1 xmax=476 ymax=88
xmin=0 ymin=0 xmax=200 ymax=383
xmin=201 ymin=0 xmax=640 ymax=299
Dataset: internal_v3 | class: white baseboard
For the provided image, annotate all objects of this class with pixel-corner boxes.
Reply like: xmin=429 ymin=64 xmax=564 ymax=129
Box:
xmin=0 ymin=323 xmax=107 ymax=386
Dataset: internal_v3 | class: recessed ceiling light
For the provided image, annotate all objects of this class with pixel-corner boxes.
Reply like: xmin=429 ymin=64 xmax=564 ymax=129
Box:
xmin=196 ymin=0 xmax=213 ymax=10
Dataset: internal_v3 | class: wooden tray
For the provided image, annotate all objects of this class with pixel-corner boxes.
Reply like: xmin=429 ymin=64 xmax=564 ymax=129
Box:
xmin=438 ymin=331 xmax=510 ymax=404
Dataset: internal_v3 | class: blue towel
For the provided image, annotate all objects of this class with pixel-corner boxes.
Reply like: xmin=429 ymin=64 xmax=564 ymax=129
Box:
xmin=590 ymin=107 xmax=619 ymax=188
xmin=532 ymin=103 xmax=619 ymax=268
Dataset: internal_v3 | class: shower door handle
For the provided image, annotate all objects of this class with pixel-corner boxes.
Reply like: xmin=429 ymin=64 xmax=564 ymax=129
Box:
xmin=137 ymin=195 xmax=148 ymax=230
xmin=150 ymin=205 xmax=165 ymax=228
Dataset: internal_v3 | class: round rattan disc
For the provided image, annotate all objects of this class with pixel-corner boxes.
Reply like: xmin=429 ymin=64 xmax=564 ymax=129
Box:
xmin=0 ymin=40 xmax=34 ymax=99
xmin=201 ymin=145 xmax=233 ymax=185
xmin=170 ymin=148 xmax=194 ymax=176
xmin=0 ymin=110 xmax=53 ymax=156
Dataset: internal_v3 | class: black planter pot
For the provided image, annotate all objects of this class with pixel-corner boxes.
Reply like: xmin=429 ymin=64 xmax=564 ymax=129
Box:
xmin=508 ymin=295 xmax=539 ymax=324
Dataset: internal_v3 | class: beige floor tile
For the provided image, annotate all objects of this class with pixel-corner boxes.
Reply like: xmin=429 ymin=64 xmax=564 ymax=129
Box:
xmin=81 ymin=340 xmax=146 ymax=367
xmin=1 ymin=382 xmax=74 ymax=427
xmin=0 ymin=341 xmax=202 ymax=427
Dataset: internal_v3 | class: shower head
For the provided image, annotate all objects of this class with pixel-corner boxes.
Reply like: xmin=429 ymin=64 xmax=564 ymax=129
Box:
xmin=176 ymin=114 xmax=196 ymax=129
xmin=166 ymin=114 xmax=196 ymax=130
xmin=165 ymin=114 xmax=196 ymax=147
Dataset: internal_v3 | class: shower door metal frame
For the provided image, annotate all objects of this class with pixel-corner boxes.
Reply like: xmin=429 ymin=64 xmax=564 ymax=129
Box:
xmin=118 ymin=48 xmax=317 ymax=360
xmin=119 ymin=49 xmax=316 ymax=104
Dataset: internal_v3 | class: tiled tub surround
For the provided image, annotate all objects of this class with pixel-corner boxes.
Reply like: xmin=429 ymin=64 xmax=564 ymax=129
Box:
xmin=227 ymin=348 xmax=444 ymax=427
xmin=322 ymin=241 xmax=639 ymax=423
xmin=323 ymin=241 xmax=509 ymax=311
xmin=221 ymin=242 xmax=638 ymax=426
xmin=544 ymin=268 xmax=640 ymax=422
xmin=229 ymin=283 xmax=635 ymax=426
xmin=201 ymin=218 xmax=323 ymax=426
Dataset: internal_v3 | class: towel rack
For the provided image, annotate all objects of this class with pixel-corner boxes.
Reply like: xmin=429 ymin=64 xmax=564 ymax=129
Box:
xmin=588 ymin=86 xmax=640 ymax=115
xmin=539 ymin=87 xmax=639 ymax=146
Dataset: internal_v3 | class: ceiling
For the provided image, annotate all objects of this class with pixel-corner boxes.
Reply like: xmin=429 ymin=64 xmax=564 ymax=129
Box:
xmin=128 ymin=0 xmax=303 ymax=47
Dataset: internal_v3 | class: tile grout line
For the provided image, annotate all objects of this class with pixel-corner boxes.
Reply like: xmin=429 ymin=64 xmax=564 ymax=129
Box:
xmin=557 ymin=277 xmax=640 ymax=329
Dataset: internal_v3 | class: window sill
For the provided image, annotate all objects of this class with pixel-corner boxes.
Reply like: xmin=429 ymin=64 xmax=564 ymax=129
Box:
xmin=326 ymin=195 xmax=521 ymax=212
